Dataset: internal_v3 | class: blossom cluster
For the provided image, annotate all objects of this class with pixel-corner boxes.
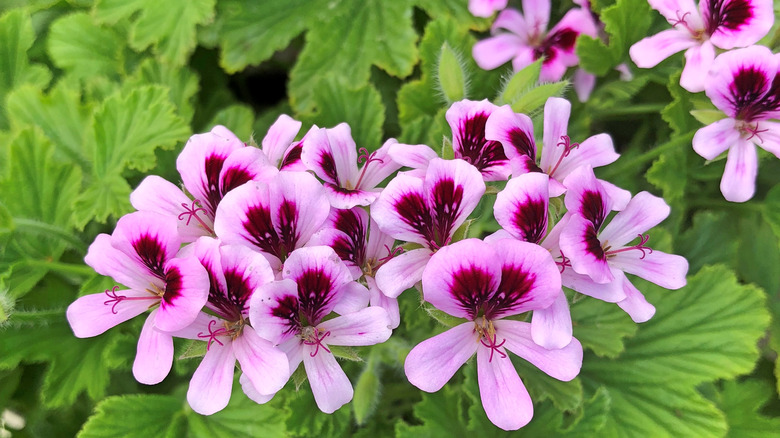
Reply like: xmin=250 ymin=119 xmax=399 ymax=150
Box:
xmin=471 ymin=0 xmax=778 ymax=203
xmin=67 ymin=96 xmax=687 ymax=430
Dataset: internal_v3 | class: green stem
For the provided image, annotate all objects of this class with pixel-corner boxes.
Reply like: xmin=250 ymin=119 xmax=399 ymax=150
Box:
xmin=687 ymin=198 xmax=764 ymax=213
xmin=14 ymin=218 xmax=87 ymax=253
xmin=592 ymin=104 xmax=668 ymax=119
xmin=601 ymin=131 xmax=695 ymax=180
xmin=20 ymin=259 xmax=95 ymax=276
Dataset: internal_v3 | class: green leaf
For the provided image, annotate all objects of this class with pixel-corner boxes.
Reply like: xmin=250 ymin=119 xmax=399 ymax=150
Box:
xmin=73 ymin=85 xmax=190 ymax=228
xmin=661 ymin=72 xmax=698 ymax=136
xmin=289 ymin=0 xmax=418 ymax=112
xmin=735 ymin=213 xmax=780 ymax=295
xmin=645 ymin=140 xmax=688 ymax=203
xmin=570 ymin=296 xmax=638 ymax=358
xmin=496 ymin=59 xmax=542 ymax=106
xmin=576 ymin=0 xmax=653 ymax=76
xmin=510 ymin=81 xmax=569 ymax=115
xmin=187 ymin=389 xmax=289 ymax=438
xmin=718 ymin=380 xmax=780 ymax=438
xmin=581 ymin=266 xmax=770 ymax=436
xmin=93 ymin=0 xmax=216 ymax=66
xmin=677 ymin=211 xmax=739 ymax=274
xmin=515 ymin=358 xmax=583 ymax=412
xmin=436 ymin=43 xmax=468 ymax=104
xmin=47 ymin=12 xmax=124 ymax=79
xmin=0 ymin=9 xmax=52 ymax=128
xmin=415 ymin=0 xmax=491 ymax=31
xmin=352 ymin=356 xmax=381 ymax=425
xmin=561 ymin=387 xmax=612 ymax=437
xmin=285 ymin=389 xmax=352 ymax=437
xmin=299 ymin=76 xmax=385 ymax=149
xmin=764 ymin=184 xmax=780 ymax=242
xmin=206 ymin=104 xmax=255 ymax=141
xmin=127 ymin=58 xmax=200 ymax=123
xmin=396 ymin=383 xmax=470 ymax=438
xmin=78 ymin=394 xmax=186 ymax=438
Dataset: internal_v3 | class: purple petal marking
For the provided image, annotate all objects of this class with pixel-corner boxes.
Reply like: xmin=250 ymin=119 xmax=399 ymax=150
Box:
xmin=732 ymin=67 xmax=780 ymax=121
xmin=296 ymin=269 xmax=338 ymax=326
xmin=132 ymin=234 xmax=168 ymax=279
xmin=508 ymin=127 xmax=537 ymax=163
xmin=455 ymin=112 xmax=509 ymax=174
xmin=220 ymin=165 xmax=253 ymax=195
xmin=203 ymin=153 xmax=228 ymax=214
xmin=536 ymin=27 xmax=578 ymax=62
xmin=270 ymin=294 xmax=301 ymax=336
xmin=320 ymin=151 xmax=339 ymax=184
xmin=704 ymin=0 xmax=753 ymax=34
xmin=280 ymin=143 xmax=303 ymax=170
xmin=394 ymin=191 xmax=436 ymax=244
xmin=429 ymin=178 xmax=465 ymax=247
xmin=483 ymin=265 xmax=536 ymax=319
xmin=580 ymin=190 xmax=607 ymax=230
xmin=331 ymin=208 xmax=367 ymax=268
xmin=512 ymin=197 xmax=547 ymax=244
xmin=163 ymin=265 xmax=183 ymax=304
xmin=449 ymin=265 xmax=497 ymax=320
xmin=243 ymin=204 xmax=283 ymax=258
xmin=276 ymin=199 xmax=299 ymax=252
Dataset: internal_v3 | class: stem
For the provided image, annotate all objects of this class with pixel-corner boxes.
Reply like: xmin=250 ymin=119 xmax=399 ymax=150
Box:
xmin=687 ymin=198 xmax=764 ymax=213
xmin=592 ymin=104 xmax=668 ymax=119
xmin=19 ymin=259 xmax=95 ymax=276
xmin=600 ymin=132 xmax=695 ymax=180
xmin=14 ymin=218 xmax=87 ymax=253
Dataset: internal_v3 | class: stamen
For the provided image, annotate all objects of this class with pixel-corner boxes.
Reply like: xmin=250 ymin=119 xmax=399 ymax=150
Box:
xmin=479 ymin=332 xmax=507 ymax=362
xmin=606 ymin=234 xmax=654 ymax=259
xmin=670 ymin=11 xmax=691 ymax=29
xmin=103 ymin=286 xmax=157 ymax=314
xmin=378 ymin=244 xmax=404 ymax=264
xmin=745 ymin=124 xmax=769 ymax=143
xmin=197 ymin=319 xmax=230 ymax=350
xmin=556 ymin=251 xmax=572 ymax=274
xmin=354 ymin=147 xmax=385 ymax=190
xmin=303 ymin=330 xmax=332 ymax=357
xmin=427 ymin=236 xmax=452 ymax=252
xmin=177 ymin=199 xmax=214 ymax=234
xmin=548 ymin=135 xmax=580 ymax=177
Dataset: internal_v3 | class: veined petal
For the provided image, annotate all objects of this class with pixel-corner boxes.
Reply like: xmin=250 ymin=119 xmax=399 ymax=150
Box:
xmin=269 ymin=172 xmax=331 ymax=251
xmin=559 ymin=214 xmax=613 ymax=284
xmin=405 ymin=322 xmax=479 ymax=392
xmin=422 ymin=239 xmax=502 ymax=320
xmin=84 ymin=234 xmax=156 ymax=293
xmin=262 ymin=114 xmax=303 ymax=167
xmin=192 ymin=237 xmax=227 ymax=303
xmin=553 ymin=133 xmax=620 ymax=181
xmin=303 ymin=346 xmax=353 ymax=413
xmin=301 ymin=127 xmax=341 ymax=185
xmin=495 ymin=319 xmax=583 ymax=381
xmin=609 ymin=250 xmax=689 ymax=290
xmin=720 ymin=139 xmax=758 ymax=202
xmin=154 ymin=256 xmax=209 ymax=332
xmin=446 ymin=100 xmax=510 ymax=180
xmin=485 ymin=105 xmax=537 ymax=165
xmin=531 ymin=291 xmax=573 ymax=349
xmin=233 ymin=325 xmax=290 ymax=395
xmin=308 ymin=229 xmax=362 ymax=279
xmin=239 ymin=374 xmax=276 ymax=405
xmin=213 ymin=181 xmax=273 ymax=254
xmin=367 ymin=276 xmax=400 ymax=329
xmin=424 ymin=158 xmax=486 ymax=242
xmin=561 ymin=268 xmax=626 ymax=302
xmin=219 ymin=147 xmax=277 ymax=196
xmin=692 ymin=118 xmax=738 ymax=160
xmin=562 ymin=166 xmax=612 ymax=230
xmin=187 ymin=339 xmax=236 ymax=415
xmin=756 ymin=121 xmax=780 ymax=158
xmin=332 ymin=281 xmax=370 ymax=315
xmin=522 ymin=0 xmax=550 ymax=35
xmin=318 ymin=307 xmax=392 ymax=346
xmin=323 ymin=185 xmax=380 ymax=209
xmin=372 ymin=173 xmax=430 ymax=245
xmin=477 ymin=341 xmax=533 ymax=431
xmin=473 ymin=34 xmax=525 ymax=70
xmin=250 ymin=279 xmax=301 ymax=345
xmin=130 ymin=176 xmax=209 ymax=242
xmin=494 ymin=173 xmax=549 ymax=244
xmin=374 ymin=247 xmax=432 ymax=298
xmin=280 ymin=337 xmax=304 ymax=375
xmin=492 ymin=8 xmax=527 ymax=36
xmin=111 ymin=211 xmax=181 ymax=281
xmin=387 ymin=143 xmax=437 ymax=172
xmin=599 ymin=192 xmax=670 ymax=248
xmin=616 ymin=272 xmax=656 ymax=323
xmin=680 ymin=40 xmax=716 ymax=92
xmin=649 ymin=0 xmax=700 ymax=23
xmin=540 ymin=97 xmax=571 ymax=173
xmin=629 ymin=30 xmax=697 ymax=69
xmin=281 ymin=125 xmax=317 ymax=171
xmin=705 ymin=46 xmax=779 ymax=119
xmin=67 ymin=288 xmax=153 ymax=338
xmin=704 ymin=0 xmax=773 ymax=49
xmin=468 ymin=0 xmax=508 ymax=17
xmin=133 ymin=310 xmax=174 ymax=385
xmin=357 ymin=139 xmax=404 ymax=189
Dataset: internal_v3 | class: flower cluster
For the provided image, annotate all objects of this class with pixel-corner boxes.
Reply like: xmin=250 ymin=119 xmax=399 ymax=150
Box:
xmin=67 ymin=96 xmax=687 ymax=430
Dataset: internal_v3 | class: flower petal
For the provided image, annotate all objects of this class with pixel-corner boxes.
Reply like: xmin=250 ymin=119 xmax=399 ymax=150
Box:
xmin=473 ymin=34 xmax=525 ymax=70
xmin=367 ymin=276 xmax=400 ymax=329
xmin=705 ymin=45 xmax=778 ymax=119
xmin=561 ymin=269 xmax=626 ymax=302
xmin=553 ymin=133 xmax=620 ymax=182
xmin=318 ymin=306 xmax=392 ymax=346
xmin=239 ymin=373 xmax=276 ymax=404
xmin=540 ymin=97 xmax=571 ymax=174
xmin=720 ymin=139 xmax=758 ymax=202
xmin=562 ymin=166 xmax=613 ymax=230
xmin=680 ymin=40 xmax=716 ymax=92
xmin=424 ymin=158 xmax=487 ymax=238
xmin=233 ymin=325 xmax=290 ymax=396
xmin=599 ymin=192 xmax=670 ymax=248
xmin=573 ymin=68 xmax=596 ymax=102
xmin=186 ymin=338 xmax=236 ymax=415
xmin=492 ymin=8 xmax=527 ymax=35
xmin=283 ymin=246 xmax=355 ymax=323
xmin=559 ymin=214 xmax=613 ymax=284
xmin=693 ymin=118 xmax=739 ymax=160
xmin=495 ymin=319 xmax=583 ymax=381
xmin=609 ymin=250 xmax=689 ymax=290
xmin=629 ymin=30 xmax=697 ymax=69
xmin=133 ymin=310 xmax=174 ymax=385
xmin=521 ymin=0 xmax=550 ymax=34
xmin=477 ymin=340 xmax=533 ymax=431
xmin=333 ymin=280 xmax=370 ymax=315
xmin=531 ymin=290 xmax=573 ymax=349
xmin=616 ymin=273 xmax=656 ymax=323
xmin=130 ymin=176 xmax=209 ymax=242
xmin=405 ymin=322 xmax=479 ymax=392
xmin=219 ymin=147 xmax=278 ymax=195
xmin=372 ymin=173 xmax=430 ymax=245
xmin=705 ymin=0 xmax=774 ymax=49
xmin=262 ymin=114 xmax=302 ymax=167
xmin=323 ymin=185 xmax=380 ymax=209
xmin=301 ymin=127 xmax=341 ymax=185
xmin=387 ymin=143 xmax=437 ymax=172
xmin=303 ymin=347 xmax=353 ymax=413
xmin=446 ymin=100 xmax=510 ymax=180
xmin=494 ymin=173 xmax=549 ymax=244
xmin=154 ymin=256 xmax=209 ymax=332
xmin=110 ymin=211 xmax=181 ymax=281
xmin=374 ymin=247 xmax=432 ymax=298
xmin=67 ymin=288 xmax=152 ymax=338
xmin=485 ymin=105 xmax=537 ymax=165
xmin=468 ymin=0 xmax=508 ymax=17
xmin=357 ymin=138 xmax=404 ymax=189
xmin=250 ymin=279 xmax=302 ymax=345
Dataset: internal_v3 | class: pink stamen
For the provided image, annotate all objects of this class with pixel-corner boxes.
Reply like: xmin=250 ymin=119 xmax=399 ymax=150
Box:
xmin=177 ymin=199 xmax=214 ymax=234
xmin=303 ymin=330 xmax=332 ymax=357
xmin=548 ymin=135 xmax=579 ymax=178
xmin=480 ymin=332 xmax=507 ymax=362
xmin=556 ymin=251 xmax=572 ymax=274
xmin=745 ymin=125 xmax=769 ymax=143
xmin=670 ymin=10 xmax=693 ymax=31
xmin=607 ymin=234 xmax=654 ymax=259
xmin=103 ymin=286 xmax=157 ymax=314
xmin=354 ymin=147 xmax=385 ymax=190
xmin=377 ymin=244 xmax=404 ymax=264
xmin=197 ymin=319 xmax=230 ymax=350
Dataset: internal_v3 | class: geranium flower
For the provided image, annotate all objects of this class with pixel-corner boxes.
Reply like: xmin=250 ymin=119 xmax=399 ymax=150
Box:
xmin=629 ymin=0 xmax=773 ymax=92
xmin=131 ymin=126 xmax=277 ymax=241
xmin=692 ymin=45 xmax=780 ymax=202
xmin=485 ymin=97 xmax=620 ymax=196
xmin=301 ymin=123 xmax=402 ymax=208
xmin=472 ymin=0 xmax=598 ymax=82
xmin=559 ymin=167 xmax=688 ymax=322
xmin=213 ymin=171 xmax=331 ymax=271
xmin=309 ymin=207 xmax=403 ymax=328
xmin=261 ymin=114 xmax=312 ymax=172
xmin=66 ymin=211 xmax=209 ymax=384
xmin=404 ymin=238 xmax=582 ymax=431
xmin=372 ymin=158 xmax=485 ymax=298
xmin=469 ymin=0 xmax=508 ymax=17
xmin=250 ymin=246 xmax=391 ymax=413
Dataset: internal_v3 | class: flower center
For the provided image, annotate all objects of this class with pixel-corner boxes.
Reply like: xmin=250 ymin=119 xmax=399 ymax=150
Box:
xmin=547 ymin=135 xmax=579 ymax=178
xmin=670 ymin=10 xmax=705 ymax=40
xmin=302 ymin=326 xmax=332 ymax=357
xmin=364 ymin=244 xmax=404 ymax=277
xmin=737 ymin=120 xmax=768 ymax=143
xmin=350 ymin=147 xmax=385 ymax=190
xmin=605 ymin=233 xmax=654 ymax=259
xmin=102 ymin=286 xmax=157 ymax=314
xmin=197 ymin=318 xmax=244 ymax=350
xmin=474 ymin=318 xmax=507 ymax=363
xmin=177 ymin=199 xmax=214 ymax=234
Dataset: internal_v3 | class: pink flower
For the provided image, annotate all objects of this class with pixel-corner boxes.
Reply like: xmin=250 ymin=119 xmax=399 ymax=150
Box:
xmin=692 ymin=45 xmax=780 ymax=202
xmin=558 ymin=166 xmax=689 ymax=322
xmin=172 ymin=239 xmax=289 ymax=415
xmin=485 ymin=97 xmax=619 ymax=196
xmin=472 ymin=0 xmax=598 ymax=82
xmin=131 ymin=126 xmax=277 ymax=241
xmin=250 ymin=246 xmax=390 ymax=413
xmin=66 ymin=211 xmax=209 ymax=384
xmin=469 ymin=0 xmax=508 ymax=17
xmin=404 ymin=238 xmax=582 ymax=431
xmin=372 ymin=158 xmax=485 ymax=298
xmin=629 ymin=0 xmax=773 ymax=92
xmin=301 ymin=124 xmax=402 ymax=208
xmin=260 ymin=114 xmax=312 ymax=172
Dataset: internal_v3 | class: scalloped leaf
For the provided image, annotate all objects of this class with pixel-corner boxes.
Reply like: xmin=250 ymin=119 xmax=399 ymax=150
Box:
xmin=47 ymin=12 xmax=125 ymax=79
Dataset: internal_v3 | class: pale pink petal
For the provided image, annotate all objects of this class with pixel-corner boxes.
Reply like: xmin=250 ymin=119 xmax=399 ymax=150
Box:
xmin=485 ymin=105 xmax=537 ymax=165
xmin=387 ymin=143 xmax=437 ymax=172
xmin=323 ymin=185 xmax=379 ymax=209
xmin=372 ymin=173 xmax=429 ymax=245
xmin=177 ymin=126 xmax=244 ymax=208
xmin=680 ymin=40 xmax=716 ymax=92
xmin=233 ymin=325 xmax=290 ymax=395
xmin=154 ymin=256 xmax=209 ymax=332
xmin=550 ymin=8 xmax=598 ymax=40
xmin=357 ymin=139 xmax=404 ymax=189
xmin=599 ymin=180 xmax=632 ymax=211
xmin=262 ymin=114 xmax=302 ymax=167
xmin=84 ymin=235 xmax=158 ymax=293
xmin=561 ymin=166 xmax=614 ymax=229
xmin=469 ymin=0 xmax=508 ymax=17
xmin=219 ymin=147 xmax=278 ymax=195
xmin=492 ymin=8 xmax=528 ymax=36
xmin=186 ymin=339 xmax=236 ymax=415
xmin=167 ymin=311 xmax=221 ymax=340
xmin=539 ymin=56 xmax=570 ymax=83
xmin=521 ymin=0 xmax=550 ymax=35
xmin=366 ymin=276 xmax=400 ymax=329
xmin=616 ymin=273 xmax=656 ymax=323
xmin=130 ymin=176 xmax=209 ymax=242
xmin=540 ymin=97 xmax=570 ymax=173
xmin=705 ymin=46 xmax=777 ymax=118
xmin=67 ymin=288 xmax=153 ymax=338
xmin=649 ymin=0 xmax=700 ymax=23
xmin=531 ymin=290 xmax=572 ymax=349
xmin=365 ymin=217 xmax=397 ymax=264
xmin=705 ymin=0 xmax=774 ymax=49
xmin=333 ymin=281 xmax=370 ymax=315
xmin=269 ymin=171 xmax=331 ymax=249
xmin=756 ymin=121 xmax=780 ymax=158
xmin=325 ymin=123 xmax=361 ymax=186
xmin=473 ymin=34 xmax=525 ymax=70
xmin=629 ymin=30 xmax=697 ymax=69
xmin=495 ymin=319 xmax=583 ymax=381
xmin=280 ymin=125 xmax=318 ymax=171
xmin=110 ymin=211 xmax=181 ymax=280
xmin=250 ymin=279 xmax=301 ymax=345
xmin=301 ymin=127 xmax=340 ymax=185
xmin=561 ymin=268 xmax=626 ymax=302
xmin=280 ymin=337 xmax=304 ymax=374
xmin=559 ymin=214 xmax=613 ymax=284
xmin=218 ymin=243 xmax=276 ymax=295
xmin=720 ymin=139 xmax=758 ymax=202
xmin=133 ymin=311 xmax=174 ymax=385
xmin=553 ymin=133 xmax=619 ymax=181
xmin=692 ymin=118 xmax=738 ymax=160
xmin=483 ymin=229 xmax=515 ymax=244
xmin=212 ymin=181 xmax=271 ymax=252
xmin=422 ymin=239 xmax=502 ymax=319
xmin=477 ymin=341 xmax=532 ymax=431
xmin=318 ymin=307 xmax=392 ymax=346
xmin=239 ymin=373 xmax=276 ymax=404
xmin=303 ymin=347 xmax=353 ymax=413
xmin=599 ymin=192 xmax=670 ymax=248
xmin=609 ymin=250 xmax=689 ymax=290
xmin=375 ymin=247 xmax=432 ymax=298
xmin=405 ymin=322 xmax=479 ymax=392
xmin=573 ymin=68 xmax=596 ymax=102
xmin=494 ymin=173 xmax=549 ymax=244
xmin=510 ymin=46 xmax=538 ymax=73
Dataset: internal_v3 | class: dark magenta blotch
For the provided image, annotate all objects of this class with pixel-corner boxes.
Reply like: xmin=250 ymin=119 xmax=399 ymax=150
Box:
xmin=484 ymin=264 xmax=536 ymax=318
xmin=203 ymin=154 xmax=228 ymax=214
xmin=512 ymin=198 xmax=548 ymax=244
xmin=579 ymin=190 xmax=607 ymax=230
xmin=457 ymin=112 xmax=508 ymax=174
xmin=295 ymin=268 xmax=337 ymax=325
xmin=220 ymin=166 xmax=254 ymax=196
xmin=331 ymin=209 xmax=367 ymax=267
xmin=271 ymin=294 xmax=301 ymax=335
xmin=163 ymin=266 xmax=183 ymax=304
xmin=132 ymin=234 xmax=167 ymax=279
xmin=705 ymin=0 xmax=753 ymax=34
xmin=449 ymin=266 xmax=496 ymax=319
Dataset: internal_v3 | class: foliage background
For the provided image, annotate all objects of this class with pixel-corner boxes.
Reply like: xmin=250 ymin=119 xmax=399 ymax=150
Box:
xmin=0 ymin=0 xmax=779 ymax=436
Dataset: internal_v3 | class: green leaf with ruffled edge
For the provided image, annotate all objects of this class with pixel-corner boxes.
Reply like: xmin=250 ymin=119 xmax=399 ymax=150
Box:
xmin=93 ymin=0 xmax=215 ymax=66
xmin=47 ymin=12 xmax=125 ymax=79
xmin=78 ymin=394 xmax=186 ymax=438
xmin=570 ymin=297 xmax=638 ymax=359
xmin=127 ymin=58 xmax=200 ymax=123
xmin=206 ymin=104 xmax=255 ymax=141
xmin=72 ymin=85 xmax=190 ymax=228
xmin=285 ymin=389 xmax=352 ymax=438
xmin=576 ymin=0 xmax=653 ymax=76
xmin=0 ymin=9 xmax=52 ymax=128
xmin=580 ymin=265 xmax=770 ymax=437
xmin=395 ymin=383 xmax=471 ymax=438
xmin=718 ymin=380 xmax=780 ymax=437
